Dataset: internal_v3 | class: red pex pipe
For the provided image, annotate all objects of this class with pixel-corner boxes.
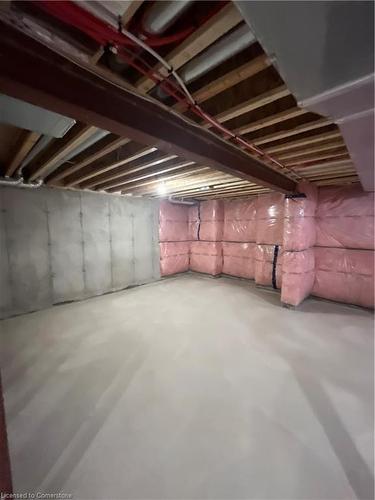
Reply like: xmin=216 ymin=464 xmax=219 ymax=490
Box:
xmin=115 ymin=48 xmax=287 ymax=170
xmin=34 ymin=0 xmax=289 ymax=174
xmin=34 ymin=0 xmax=223 ymax=48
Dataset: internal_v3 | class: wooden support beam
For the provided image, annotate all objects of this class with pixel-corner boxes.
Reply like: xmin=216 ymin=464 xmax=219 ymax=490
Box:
xmin=233 ymin=107 xmax=307 ymax=136
xmin=174 ymin=54 xmax=271 ymax=112
xmin=29 ymin=125 xmax=97 ymax=181
xmin=253 ymin=119 xmax=333 ymax=146
xmin=277 ymin=140 xmax=345 ymax=160
xmin=68 ymin=146 xmax=157 ymax=187
xmin=207 ymin=86 xmax=290 ymax=126
xmin=5 ymin=130 xmax=40 ymax=176
xmin=83 ymin=153 xmax=177 ymax=189
xmin=48 ymin=137 xmax=131 ymax=184
xmin=135 ymin=3 xmax=243 ymax=93
xmin=266 ymin=131 xmax=342 ymax=154
xmin=0 ymin=20 xmax=296 ymax=193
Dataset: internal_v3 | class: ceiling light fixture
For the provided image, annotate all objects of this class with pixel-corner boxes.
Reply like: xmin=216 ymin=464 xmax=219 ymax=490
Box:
xmin=157 ymin=182 xmax=167 ymax=195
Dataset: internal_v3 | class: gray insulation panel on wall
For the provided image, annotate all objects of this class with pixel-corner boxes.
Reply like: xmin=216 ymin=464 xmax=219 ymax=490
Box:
xmin=0 ymin=186 xmax=160 ymax=319
xmin=81 ymin=192 xmax=113 ymax=296
xmin=46 ymin=189 xmax=85 ymax=303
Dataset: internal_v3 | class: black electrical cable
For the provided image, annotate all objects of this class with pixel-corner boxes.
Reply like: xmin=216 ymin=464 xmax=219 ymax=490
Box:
xmin=272 ymin=245 xmax=279 ymax=289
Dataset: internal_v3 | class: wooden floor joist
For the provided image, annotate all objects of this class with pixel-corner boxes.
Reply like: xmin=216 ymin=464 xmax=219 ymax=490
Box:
xmin=315 ymin=176 xmax=359 ymax=186
xmin=253 ymin=118 xmax=333 ymax=146
xmin=136 ymin=4 xmax=243 ymax=93
xmin=185 ymin=187 xmax=269 ymax=199
xmin=28 ymin=125 xmax=97 ymax=181
xmin=165 ymin=182 xmax=253 ymax=197
xmin=293 ymin=161 xmax=354 ymax=172
xmin=284 ymin=151 xmax=349 ymax=166
xmin=96 ymin=161 xmax=195 ymax=191
xmin=277 ymin=140 xmax=345 ymax=160
xmin=205 ymin=85 xmax=290 ymax=127
xmin=158 ymin=178 xmax=249 ymax=195
xmin=121 ymin=0 xmax=143 ymax=26
xmin=48 ymin=137 xmax=131 ymax=184
xmin=84 ymin=154 xmax=179 ymax=189
xmin=0 ymin=5 xmax=356 ymax=194
xmin=131 ymin=171 xmax=232 ymax=195
xmin=233 ymin=107 xmax=307 ymax=136
xmin=174 ymin=54 xmax=271 ymax=112
xmin=0 ymin=19 xmax=296 ymax=193
xmin=67 ymin=146 xmax=158 ymax=187
xmin=117 ymin=167 xmax=212 ymax=193
xmin=266 ymin=130 xmax=342 ymax=154
xmin=137 ymin=169 xmax=230 ymax=190
xmin=5 ymin=130 xmax=40 ymax=177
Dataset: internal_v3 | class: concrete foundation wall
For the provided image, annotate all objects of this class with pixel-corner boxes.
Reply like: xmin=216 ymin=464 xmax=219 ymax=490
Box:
xmin=0 ymin=186 xmax=160 ymax=319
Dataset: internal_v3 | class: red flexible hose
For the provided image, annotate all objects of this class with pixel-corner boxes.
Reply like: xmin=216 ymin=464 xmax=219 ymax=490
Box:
xmin=35 ymin=0 xmax=203 ymax=47
xmin=115 ymin=48 xmax=287 ymax=170
xmin=33 ymin=0 xmax=290 ymax=174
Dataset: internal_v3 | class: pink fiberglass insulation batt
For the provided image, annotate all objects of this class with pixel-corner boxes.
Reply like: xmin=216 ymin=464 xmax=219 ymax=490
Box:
xmin=255 ymin=244 xmax=283 ymax=288
xmin=281 ymin=249 xmax=315 ymax=306
xmin=222 ymin=242 xmax=256 ymax=279
xmin=256 ymin=192 xmax=285 ymax=245
xmin=159 ymin=200 xmax=189 ymax=242
xmin=199 ymin=200 xmax=224 ymax=241
xmin=190 ymin=241 xmax=223 ymax=275
xmin=313 ymin=247 xmax=374 ymax=308
xmin=160 ymin=242 xmax=190 ymax=276
xmin=316 ymin=185 xmax=374 ymax=249
xmin=223 ymin=198 xmax=257 ymax=242
xmin=283 ymin=182 xmax=318 ymax=251
xmin=188 ymin=205 xmax=199 ymax=241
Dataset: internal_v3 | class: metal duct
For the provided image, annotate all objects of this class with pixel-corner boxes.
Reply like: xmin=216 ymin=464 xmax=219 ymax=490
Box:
xmin=45 ymin=129 xmax=110 ymax=177
xmin=0 ymin=176 xmax=43 ymax=188
xmin=179 ymin=24 xmax=255 ymax=84
xmin=0 ymin=94 xmax=75 ymax=138
xmin=235 ymin=0 xmax=374 ymax=191
xmin=0 ymin=176 xmax=21 ymax=186
xmin=142 ymin=0 xmax=193 ymax=35
xmin=18 ymin=135 xmax=54 ymax=173
xmin=168 ymin=196 xmax=197 ymax=205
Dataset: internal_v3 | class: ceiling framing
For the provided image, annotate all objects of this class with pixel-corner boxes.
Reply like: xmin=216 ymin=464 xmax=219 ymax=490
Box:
xmin=0 ymin=1 xmax=358 ymax=200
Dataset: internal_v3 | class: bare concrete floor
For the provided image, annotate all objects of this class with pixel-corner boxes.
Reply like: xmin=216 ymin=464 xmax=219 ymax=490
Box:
xmin=0 ymin=274 xmax=373 ymax=500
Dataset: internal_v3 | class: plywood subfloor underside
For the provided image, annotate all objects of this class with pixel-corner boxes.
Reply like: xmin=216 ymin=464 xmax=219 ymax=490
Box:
xmin=0 ymin=275 xmax=373 ymax=499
